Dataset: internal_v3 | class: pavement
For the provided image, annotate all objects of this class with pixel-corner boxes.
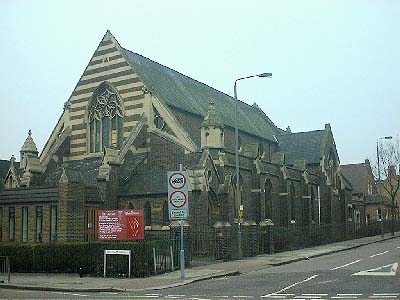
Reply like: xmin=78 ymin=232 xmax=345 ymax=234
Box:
xmin=0 ymin=233 xmax=399 ymax=292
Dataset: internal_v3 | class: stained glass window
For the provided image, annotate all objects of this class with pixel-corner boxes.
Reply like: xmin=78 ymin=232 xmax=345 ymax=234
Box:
xmin=88 ymin=82 xmax=124 ymax=153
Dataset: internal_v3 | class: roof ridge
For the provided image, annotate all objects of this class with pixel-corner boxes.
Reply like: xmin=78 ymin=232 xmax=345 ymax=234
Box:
xmin=122 ymin=47 xmax=281 ymax=131
xmin=278 ymin=129 xmax=325 ymax=136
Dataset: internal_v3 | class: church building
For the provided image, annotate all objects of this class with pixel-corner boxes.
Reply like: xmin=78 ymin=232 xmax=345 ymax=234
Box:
xmin=0 ymin=31 xmax=352 ymax=257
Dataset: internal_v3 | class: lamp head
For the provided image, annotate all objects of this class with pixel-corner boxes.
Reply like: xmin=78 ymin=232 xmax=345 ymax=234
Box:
xmin=385 ymin=136 xmax=393 ymax=140
xmin=257 ymin=72 xmax=272 ymax=78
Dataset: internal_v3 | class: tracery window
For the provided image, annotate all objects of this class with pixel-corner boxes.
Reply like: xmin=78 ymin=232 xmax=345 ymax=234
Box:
xmin=88 ymin=82 xmax=124 ymax=153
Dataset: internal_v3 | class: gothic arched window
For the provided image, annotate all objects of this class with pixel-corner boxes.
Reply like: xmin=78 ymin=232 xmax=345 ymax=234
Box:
xmin=88 ymin=82 xmax=124 ymax=153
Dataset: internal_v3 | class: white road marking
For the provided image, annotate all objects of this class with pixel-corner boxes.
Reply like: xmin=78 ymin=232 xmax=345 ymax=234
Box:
xmin=213 ymin=296 xmax=229 ymax=298
xmin=337 ymin=294 xmax=363 ymax=296
xmin=331 ymin=297 xmax=358 ymax=299
xmin=128 ymin=296 xmax=161 ymax=298
xmin=146 ymin=294 xmax=163 ymax=296
xmin=302 ymin=294 xmax=328 ymax=297
xmin=373 ymin=294 xmax=400 ymax=296
xmin=370 ymin=250 xmax=389 ymax=257
xmin=261 ymin=275 xmax=319 ymax=298
xmin=232 ymin=296 xmax=254 ymax=298
xmin=317 ymin=280 xmax=337 ymax=284
xmin=369 ymin=296 xmax=399 ymax=298
xmin=353 ymin=263 xmax=398 ymax=276
xmin=330 ymin=259 xmax=362 ymax=270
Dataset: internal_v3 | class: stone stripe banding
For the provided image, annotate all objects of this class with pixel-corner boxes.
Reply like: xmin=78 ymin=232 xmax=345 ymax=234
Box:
xmin=123 ymin=126 xmax=136 ymax=133
xmin=70 ymin=140 xmax=86 ymax=146
xmin=124 ymin=114 xmax=142 ymax=122
xmin=125 ymin=103 xmax=144 ymax=110
xmin=70 ymin=106 xmax=88 ymax=112
xmin=89 ymin=54 xmax=123 ymax=67
xmin=71 ymin=78 xmax=142 ymax=97
xmin=70 ymin=133 xmax=86 ymax=140
xmin=83 ymin=61 xmax=129 ymax=77
xmin=70 ymin=114 xmax=85 ymax=120
xmin=93 ymin=47 xmax=118 ymax=57
xmin=81 ymin=66 xmax=132 ymax=81
xmin=70 ymin=143 xmax=86 ymax=149
xmin=99 ymin=39 xmax=113 ymax=47
xmin=86 ymin=57 xmax=126 ymax=72
xmin=70 ymin=95 xmax=143 ymax=115
xmin=76 ymin=69 xmax=135 ymax=87
xmin=72 ymin=123 xmax=87 ymax=130
xmin=70 ymin=150 xmax=86 ymax=156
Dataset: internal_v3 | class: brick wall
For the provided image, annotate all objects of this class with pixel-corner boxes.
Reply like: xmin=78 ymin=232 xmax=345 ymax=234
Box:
xmin=58 ymin=182 xmax=85 ymax=242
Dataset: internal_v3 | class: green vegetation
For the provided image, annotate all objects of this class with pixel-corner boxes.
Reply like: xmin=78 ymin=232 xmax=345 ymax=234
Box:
xmin=0 ymin=240 xmax=174 ymax=277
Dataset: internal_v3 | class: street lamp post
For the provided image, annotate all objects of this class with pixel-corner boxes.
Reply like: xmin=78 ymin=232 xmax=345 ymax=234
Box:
xmin=234 ymin=72 xmax=272 ymax=259
xmin=376 ymin=135 xmax=392 ymax=236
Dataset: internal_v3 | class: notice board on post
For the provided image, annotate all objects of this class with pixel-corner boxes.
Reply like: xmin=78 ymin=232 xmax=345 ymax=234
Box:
xmin=98 ymin=209 xmax=144 ymax=240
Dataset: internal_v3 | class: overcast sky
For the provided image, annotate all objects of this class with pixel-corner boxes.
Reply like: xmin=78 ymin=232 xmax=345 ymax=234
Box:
xmin=1 ymin=0 xmax=399 ymax=165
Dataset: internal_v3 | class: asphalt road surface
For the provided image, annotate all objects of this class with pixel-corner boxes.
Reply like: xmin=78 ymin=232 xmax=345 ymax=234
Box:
xmin=1 ymin=238 xmax=399 ymax=300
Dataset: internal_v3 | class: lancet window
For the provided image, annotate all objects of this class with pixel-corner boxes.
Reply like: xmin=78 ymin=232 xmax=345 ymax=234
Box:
xmin=88 ymin=82 xmax=124 ymax=152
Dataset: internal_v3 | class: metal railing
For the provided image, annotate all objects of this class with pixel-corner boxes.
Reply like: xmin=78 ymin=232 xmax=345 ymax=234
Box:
xmin=152 ymin=239 xmax=180 ymax=275
xmin=0 ymin=256 xmax=10 ymax=283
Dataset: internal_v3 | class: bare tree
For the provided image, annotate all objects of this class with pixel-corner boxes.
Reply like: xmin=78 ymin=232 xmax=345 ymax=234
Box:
xmin=374 ymin=138 xmax=400 ymax=235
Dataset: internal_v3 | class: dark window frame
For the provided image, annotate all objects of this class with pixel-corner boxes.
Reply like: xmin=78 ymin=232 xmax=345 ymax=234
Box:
xmin=9 ymin=207 xmax=15 ymax=242
xmin=22 ymin=207 xmax=28 ymax=242
xmin=36 ymin=206 xmax=43 ymax=243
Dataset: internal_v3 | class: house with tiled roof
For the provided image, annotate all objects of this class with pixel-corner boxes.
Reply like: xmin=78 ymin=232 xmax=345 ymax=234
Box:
xmin=341 ymin=159 xmax=390 ymax=224
xmin=0 ymin=31 xmax=352 ymax=258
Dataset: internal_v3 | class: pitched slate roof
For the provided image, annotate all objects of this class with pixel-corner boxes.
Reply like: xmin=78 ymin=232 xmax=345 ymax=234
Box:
xmin=364 ymin=194 xmax=390 ymax=205
xmin=0 ymin=159 xmax=10 ymax=184
xmin=340 ymin=162 xmax=371 ymax=195
xmin=43 ymin=158 xmax=103 ymax=187
xmin=122 ymin=48 xmax=280 ymax=142
xmin=122 ymin=170 xmax=167 ymax=196
xmin=277 ymin=130 xmax=325 ymax=165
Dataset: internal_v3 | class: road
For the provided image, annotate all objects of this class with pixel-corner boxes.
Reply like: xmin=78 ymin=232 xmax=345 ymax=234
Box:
xmin=1 ymin=238 xmax=399 ymax=299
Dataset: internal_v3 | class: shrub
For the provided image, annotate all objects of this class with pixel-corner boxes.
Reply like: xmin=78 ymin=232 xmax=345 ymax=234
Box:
xmin=0 ymin=240 xmax=173 ymax=277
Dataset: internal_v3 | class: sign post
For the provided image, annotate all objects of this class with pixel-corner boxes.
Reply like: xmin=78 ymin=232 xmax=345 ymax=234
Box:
xmin=167 ymin=164 xmax=188 ymax=279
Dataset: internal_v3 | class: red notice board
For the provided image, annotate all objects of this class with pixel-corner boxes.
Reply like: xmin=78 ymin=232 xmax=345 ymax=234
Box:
xmin=98 ymin=209 xmax=144 ymax=240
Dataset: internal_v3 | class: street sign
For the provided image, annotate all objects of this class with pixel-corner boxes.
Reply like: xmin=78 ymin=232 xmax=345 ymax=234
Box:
xmin=167 ymin=170 xmax=189 ymax=220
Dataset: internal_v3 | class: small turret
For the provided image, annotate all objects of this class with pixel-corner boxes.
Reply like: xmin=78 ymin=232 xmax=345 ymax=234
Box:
xmin=200 ymin=102 xmax=224 ymax=150
xmin=20 ymin=129 xmax=39 ymax=170
xmin=19 ymin=130 xmax=42 ymax=187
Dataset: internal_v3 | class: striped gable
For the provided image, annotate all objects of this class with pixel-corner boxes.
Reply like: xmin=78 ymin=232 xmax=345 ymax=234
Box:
xmin=67 ymin=31 xmax=145 ymax=160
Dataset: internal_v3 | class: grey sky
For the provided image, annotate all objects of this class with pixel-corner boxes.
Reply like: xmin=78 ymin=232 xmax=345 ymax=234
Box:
xmin=1 ymin=0 xmax=399 ymax=164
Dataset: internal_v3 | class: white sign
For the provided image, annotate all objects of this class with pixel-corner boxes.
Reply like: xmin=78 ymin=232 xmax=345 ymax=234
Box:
xmin=170 ymin=190 xmax=187 ymax=208
xmin=105 ymin=249 xmax=131 ymax=255
xmin=169 ymin=172 xmax=187 ymax=190
xmin=170 ymin=209 xmax=188 ymax=219
xmin=103 ymin=249 xmax=131 ymax=278
xmin=168 ymin=170 xmax=189 ymax=220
